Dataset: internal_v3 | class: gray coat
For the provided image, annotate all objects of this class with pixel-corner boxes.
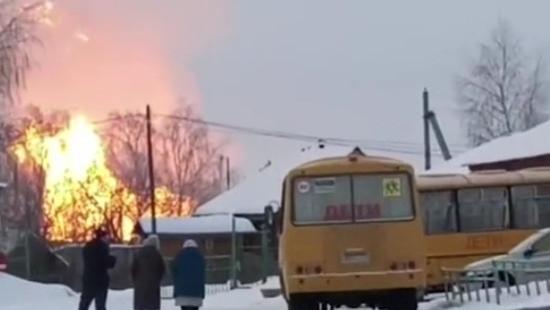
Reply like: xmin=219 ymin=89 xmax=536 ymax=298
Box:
xmin=132 ymin=238 xmax=166 ymax=310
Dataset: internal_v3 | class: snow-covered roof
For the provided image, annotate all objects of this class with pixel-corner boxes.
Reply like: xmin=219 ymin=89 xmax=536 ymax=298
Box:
xmin=427 ymin=120 xmax=550 ymax=175
xmin=139 ymin=214 xmax=257 ymax=235
xmin=422 ymin=161 xmax=470 ymax=175
xmin=197 ymin=145 xmax=358 ymax=216
xmin=197 ymin=144 xmax=425 ymax=216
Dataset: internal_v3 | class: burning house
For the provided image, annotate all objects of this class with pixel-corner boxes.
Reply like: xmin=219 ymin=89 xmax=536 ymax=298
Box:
xmin=7 ymin=115 xmax=197 ymax=244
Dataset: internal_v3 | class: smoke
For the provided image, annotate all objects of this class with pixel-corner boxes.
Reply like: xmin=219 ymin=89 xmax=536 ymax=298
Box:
xmin=22 ymin=0 xmax=232 ymax=119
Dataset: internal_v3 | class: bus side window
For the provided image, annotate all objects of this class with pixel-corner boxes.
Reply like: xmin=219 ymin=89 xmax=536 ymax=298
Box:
xmin=536 ymin=184 xmax=550 ymax=228
xmin=458 ymin=187 xmax=508 ymax=232
xmin=420 ymin=191 xmax=457 ymax=234
xmin=511 ymin=185 xmax=538 ymax=229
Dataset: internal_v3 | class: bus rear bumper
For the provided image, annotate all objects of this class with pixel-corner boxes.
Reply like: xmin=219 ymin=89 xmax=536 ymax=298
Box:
xmin=286 ymin=269 xmax=424 ymax=294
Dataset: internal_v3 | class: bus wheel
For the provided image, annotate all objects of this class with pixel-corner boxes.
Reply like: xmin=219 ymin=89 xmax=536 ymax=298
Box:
xmin=386 ymin=289 xmax=418 ymax=310
xmin=278 ymin=272 xmax=288 ymax=301
xmin=287 ymin=296 xmax=317 ymax=310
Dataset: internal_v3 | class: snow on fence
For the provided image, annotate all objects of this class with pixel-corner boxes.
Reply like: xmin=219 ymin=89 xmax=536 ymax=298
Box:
xmin=160 ymin=282 xmax=232 ymax=299
xmin=442 ymin=259 xmax=550 ymax=305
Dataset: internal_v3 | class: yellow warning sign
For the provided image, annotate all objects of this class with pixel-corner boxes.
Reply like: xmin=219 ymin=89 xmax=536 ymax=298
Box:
xmin=383 ymin=178 xmax=402 ymax=197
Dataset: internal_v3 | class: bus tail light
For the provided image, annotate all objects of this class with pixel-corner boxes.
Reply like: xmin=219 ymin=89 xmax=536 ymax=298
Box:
xmin=390 ymin=261 xmax=416 ymax=271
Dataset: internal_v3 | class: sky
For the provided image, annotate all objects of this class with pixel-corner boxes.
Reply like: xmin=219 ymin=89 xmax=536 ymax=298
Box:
xmin=21 ymin=0 xmax=550 ymax=175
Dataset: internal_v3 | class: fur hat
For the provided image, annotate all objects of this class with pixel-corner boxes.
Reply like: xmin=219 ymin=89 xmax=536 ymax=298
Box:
xmin=182 ymin=239 xmax=198 ymax=248
xmin=143 ymin=234 xmax=160 ymax=250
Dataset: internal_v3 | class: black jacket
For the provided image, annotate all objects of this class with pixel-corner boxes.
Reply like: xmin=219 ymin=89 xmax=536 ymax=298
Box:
xmin=81 ymin=238 xmax=116 ymax=289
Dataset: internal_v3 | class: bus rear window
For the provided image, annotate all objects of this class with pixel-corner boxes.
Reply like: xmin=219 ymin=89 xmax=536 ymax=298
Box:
xmin=293 ymin=174 xmax=413 ymax=225
xmin=293 ymin=176 xmax=353 ymax=224
xmin=353 ymin=174 xmax=413 ymax=221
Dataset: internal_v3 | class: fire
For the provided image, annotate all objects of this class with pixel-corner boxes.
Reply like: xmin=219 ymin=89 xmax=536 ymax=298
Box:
xmin=12 ymin=116 xmax=193 ymax=242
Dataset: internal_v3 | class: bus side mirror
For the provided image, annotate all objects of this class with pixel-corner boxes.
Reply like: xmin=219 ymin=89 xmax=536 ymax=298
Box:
xmin=524 ymin=248 xmax=535 ymax=258
xmin=275 ymin=210 xmax=282 ymax=235
xmin=264 ymin=205 xmax=275 ymax=233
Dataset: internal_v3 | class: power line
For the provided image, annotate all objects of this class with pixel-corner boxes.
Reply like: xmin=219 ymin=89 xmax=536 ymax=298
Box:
xmin=92 ymin=114 xmax=142 ymax=125
xmin=6 ymin=112 xmax=468 ymax=157
xmin=154 ymin=113 xmax=468 ymax=157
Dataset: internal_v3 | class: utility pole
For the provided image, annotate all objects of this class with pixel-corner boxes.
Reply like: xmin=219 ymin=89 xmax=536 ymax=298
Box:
xmin=428 ymin=113 xmax=452 ymax=161
xmin=423 ymin=88 xmax=431 ymax=171
xmin=423 ymin=89 xmax=452 ymax=170
xmin=145 ymin=105 xmax=156 ymax=234
xmin=219 ymin=155 xmax=225 ymax=192
xmin=230 ymin=213 xmax=237 ymax=289
xmin=225 ymin=156 xmax=231 ymax=190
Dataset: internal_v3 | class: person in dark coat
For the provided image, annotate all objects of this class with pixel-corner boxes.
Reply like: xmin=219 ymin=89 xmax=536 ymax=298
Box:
xmin=78 ymin=229 xmax=117 ymax=310
xmin=132 ymin=234 xmax=166 ymax=310
xmin=172 ymin=239 xmax=206 ymax=310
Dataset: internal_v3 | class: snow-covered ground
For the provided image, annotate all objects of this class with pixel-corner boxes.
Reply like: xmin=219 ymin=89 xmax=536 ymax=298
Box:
xmin=2 ymin=272 xmax=550 ymax=310
xmin=0 ymin=273 xmax=285 ymax=310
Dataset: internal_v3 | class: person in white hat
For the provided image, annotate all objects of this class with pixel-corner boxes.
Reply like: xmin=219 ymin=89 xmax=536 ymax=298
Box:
xmin=171 ymin=239 xmax=205 ymax=310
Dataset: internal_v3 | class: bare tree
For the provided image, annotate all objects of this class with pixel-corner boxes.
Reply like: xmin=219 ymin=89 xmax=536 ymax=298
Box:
xmin=0 ymin=0 xmax=49 ymax=106
xmin=102 ymin=112 xmax=150 ymax=219
xmin=0 ymin=105 xmax=67 ymax=235
xmin=104 ymin=107 xmax=226 ymax=218
xmin=0 ymin=1 xmax=48 ymax=243
xmin=457 ymin=20 xmax=548 ymax=146
xmin=156 ymin=107 xmax=223 ymax=213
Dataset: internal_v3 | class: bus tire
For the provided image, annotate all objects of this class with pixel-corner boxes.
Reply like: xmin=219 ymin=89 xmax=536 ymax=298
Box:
xmin=386 ymin=289 xmax=418 ymax=310
xmin=287 ymin=297 xmax=299 ymax=310
xmin=287 ymin=295 xmax=317 ymax=310
xmin=278 ymin=270 xmax=288 ymax=301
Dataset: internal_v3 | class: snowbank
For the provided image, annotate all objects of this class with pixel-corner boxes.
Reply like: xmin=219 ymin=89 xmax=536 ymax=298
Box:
xmin=0 ymin=272 xmax=78 ymax=310
xmin=4 ymin=272 xmax=550 ymax=309
xmin=0 ymin=272 xmax=281 ymax=310
xmin=423 ymin=281 xmax=550 ymax=310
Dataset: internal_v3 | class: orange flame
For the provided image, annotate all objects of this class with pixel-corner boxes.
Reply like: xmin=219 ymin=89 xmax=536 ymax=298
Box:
xmin=12 ymin=116 xmax=193 ymax=242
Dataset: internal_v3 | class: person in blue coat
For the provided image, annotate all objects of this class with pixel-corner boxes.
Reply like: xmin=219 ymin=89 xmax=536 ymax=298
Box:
xmin=171 ymin=239 xmax=206 ymax=310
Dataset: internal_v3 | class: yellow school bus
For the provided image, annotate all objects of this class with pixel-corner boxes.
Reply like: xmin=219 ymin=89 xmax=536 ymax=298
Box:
xmin=277 ymin=149 xmax=425 ymax=310
xmin=418 ymin=168 xmax=550 ymax=291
